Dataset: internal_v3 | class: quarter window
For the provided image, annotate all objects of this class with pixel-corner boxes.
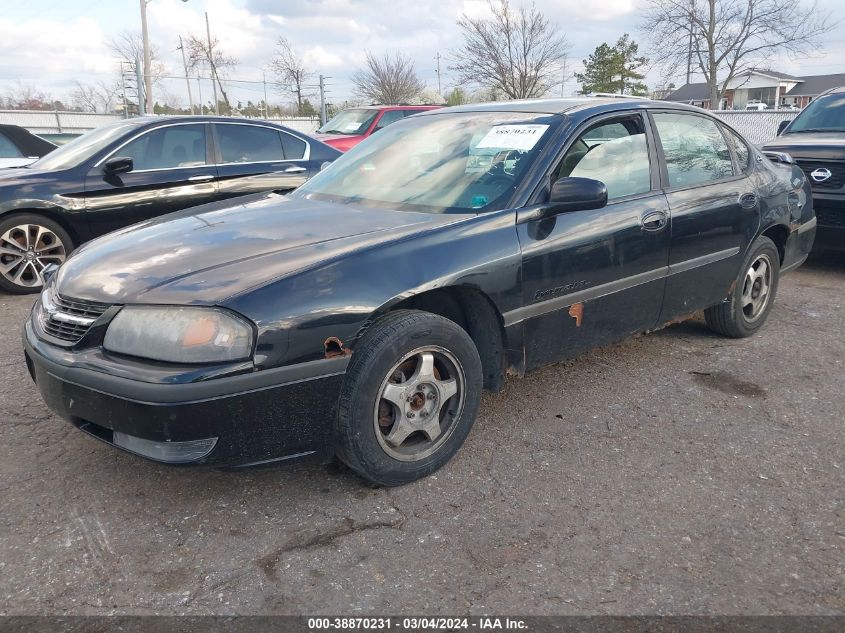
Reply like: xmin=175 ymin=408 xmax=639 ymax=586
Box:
xmin=653 ymin=113 xmax=733 ymax=187
xmin=120 ymin=125 xmax=207 ymax=170
xmin=552 ymin=116 xmax=652 ymax=200
xmin=280 ymin=132 xmax=307 ymax=160
xmin=218 ymin=125 xmax=284 ymax=163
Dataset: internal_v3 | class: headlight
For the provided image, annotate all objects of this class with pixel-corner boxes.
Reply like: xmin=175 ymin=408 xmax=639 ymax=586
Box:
xmin=103 ymin=306 xmax=253 ymax=363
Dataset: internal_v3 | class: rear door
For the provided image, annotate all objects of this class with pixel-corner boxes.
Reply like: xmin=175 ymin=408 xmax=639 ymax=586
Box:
xmin=212 ymin=122 xmax=315 ymax=202
xmin=83 ymin=122 xmax=217 ymax=237
xmin=515 ymin=112 xmax=671 ymax=370
xmin=649 ymin=111 xmax=759 ymax=322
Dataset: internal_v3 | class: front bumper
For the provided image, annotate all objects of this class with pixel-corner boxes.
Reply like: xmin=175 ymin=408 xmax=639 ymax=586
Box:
xmin=23 ymin=321 xmax=348 ymax=467
xmin=812 ymin=193 xmax=845 ymax=251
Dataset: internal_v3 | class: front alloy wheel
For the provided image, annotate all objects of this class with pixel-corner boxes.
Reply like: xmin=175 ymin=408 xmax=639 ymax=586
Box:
xmin=375 ymin=347 xmax=466 ymax=462
xmin=0 ymin=216 xmax=70 ymax=294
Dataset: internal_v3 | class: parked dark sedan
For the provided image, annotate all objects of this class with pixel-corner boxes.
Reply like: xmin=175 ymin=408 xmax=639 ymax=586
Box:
xmin=23 ymin=99 xmax=815 ymax=485
xmin=763 ymin=86 xmax=845 ymax=251
xmin=0 ymin=116 xmax=339 ymax=293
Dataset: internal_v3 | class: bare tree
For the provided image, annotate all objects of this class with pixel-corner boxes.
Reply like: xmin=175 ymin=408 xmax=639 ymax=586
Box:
xmin=109 ymin=31 xmax=166 ymax=86
xmin=351 ymin=51 xmax=424 ymax=104
xmin=70 ymin=81 xmax=119 ymax=113
xmin=186 ymin=34 xmax=238 ymax=112
xmin=642 ymin=0 xmax=836 ymax=109
xmin=2 ymin=83 xmax=57 ymax=110
xmin=270 ymin=37 xmax=312 ymax=115
xmin=450 ymin=0 xmax=569 ymax=99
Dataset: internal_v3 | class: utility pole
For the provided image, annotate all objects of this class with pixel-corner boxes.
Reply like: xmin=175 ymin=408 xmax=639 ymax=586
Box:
xmin=135 ymin=54 xmax=146 ymax=115
xmin=435 ymin=52 xmax=442 ymax=98
xmin=120 ymin=62 xmax=129 ymax=119
xmin=319 ymin=74 xmax=327 ymax=126
xmin=263 ymin=71 xmax=269 ymax=119
xmin=139 ymin=0 xmax=154 ymax=114
xmin=686 ymin=0 xmax=695 ymax=85
xmin=206 ymin=12 xmax=218 ymax=114
xmin=178 ymin=35 xmax=195 ymax=114
xmin=196 ymin=76 xmax=203 ymax=114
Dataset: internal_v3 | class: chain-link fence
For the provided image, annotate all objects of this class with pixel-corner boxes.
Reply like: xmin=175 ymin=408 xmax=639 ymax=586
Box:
xmin=711 ymin=110 xmax=799 ymax=146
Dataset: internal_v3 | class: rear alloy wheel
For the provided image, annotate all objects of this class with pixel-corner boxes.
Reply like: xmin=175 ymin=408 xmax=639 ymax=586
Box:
xmin=0 ymin=215 xmax=71 ymax=294
xmin=336 ymin=310 xmax=483 ymax=486
xmin=705 ymin=235 xmax=780 ymax=338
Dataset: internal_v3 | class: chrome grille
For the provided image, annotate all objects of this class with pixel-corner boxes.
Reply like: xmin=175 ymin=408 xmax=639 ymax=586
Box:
xmin=40 ymin=290 xmax=111 ymax=343
xmin=796 ymin=160 xmax=845 ymax=190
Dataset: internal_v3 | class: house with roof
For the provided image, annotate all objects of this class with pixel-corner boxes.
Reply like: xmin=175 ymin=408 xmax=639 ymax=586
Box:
xmin=664 ymin=69 xmax=845 ymax=109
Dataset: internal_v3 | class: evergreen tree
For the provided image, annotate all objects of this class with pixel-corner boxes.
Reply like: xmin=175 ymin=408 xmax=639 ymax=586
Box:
xmin=577 ymin=34 xmax=648 ymax=96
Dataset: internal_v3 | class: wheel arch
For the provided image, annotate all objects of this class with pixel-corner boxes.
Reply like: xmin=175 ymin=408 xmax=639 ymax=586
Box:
xmin=362 ymin=286 xmax=509 ymax=392
xmin=760 ymin=222 xmax=789 ymax=264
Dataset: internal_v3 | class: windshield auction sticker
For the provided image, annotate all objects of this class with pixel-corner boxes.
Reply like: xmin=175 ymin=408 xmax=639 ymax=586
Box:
xmin=475 ymin=124 xmax=549 ymax=151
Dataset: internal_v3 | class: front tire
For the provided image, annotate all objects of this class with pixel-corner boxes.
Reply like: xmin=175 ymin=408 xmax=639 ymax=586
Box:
xmin=335 ymin=310 xmax=483 ymax=486
xmin=705 ymin=236 xmax=780 ymax=338
xmin=0 ymin=214 xmax=72 ymax=294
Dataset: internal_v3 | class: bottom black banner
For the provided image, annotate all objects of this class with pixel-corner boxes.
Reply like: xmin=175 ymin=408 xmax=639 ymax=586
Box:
xmin=0 ymin=616 xmax=843 ymax=633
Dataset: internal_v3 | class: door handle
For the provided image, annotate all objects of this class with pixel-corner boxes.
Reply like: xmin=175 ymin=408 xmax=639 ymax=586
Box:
xmin=188 ymin=174 xmax=214 ymax=182
xmin=641 ymin=209 xmax=668 ymax=231
xmin=739 ymin=192 xmax=758 ymax=209
xmin=283 ymin=165 xmax=307 ymax=174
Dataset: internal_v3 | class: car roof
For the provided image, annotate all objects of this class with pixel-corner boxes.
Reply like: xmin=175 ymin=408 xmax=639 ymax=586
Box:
xmin=417 ymin=97 xmax=708 ymax=117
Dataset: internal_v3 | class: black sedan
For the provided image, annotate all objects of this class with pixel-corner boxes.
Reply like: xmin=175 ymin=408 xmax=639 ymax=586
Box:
xmin=0 ymin=116 xmax=339 ymax=293
xmin=23 ymin=99 xmax=815 ymax=486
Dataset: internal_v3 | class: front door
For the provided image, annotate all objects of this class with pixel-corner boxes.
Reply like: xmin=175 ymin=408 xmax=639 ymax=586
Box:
xmin=213 ymin=123 xmax=314 ymax=201
xmin=514 ymin=113 xmax=671 ymax=371
xmin=649 ymin=111 xmax=757 ymax=322
xmin=83 ymin=122 xmax=217 ymax=237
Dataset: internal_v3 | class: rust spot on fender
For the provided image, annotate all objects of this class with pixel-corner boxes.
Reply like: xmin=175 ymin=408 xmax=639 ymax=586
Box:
xmin=727 ymin=279 xmax=737 ymax=297
xmin=324 ymin=336 xmax=352 ymax=358
xmin=568 ymin=303 xmax=584 ymax=327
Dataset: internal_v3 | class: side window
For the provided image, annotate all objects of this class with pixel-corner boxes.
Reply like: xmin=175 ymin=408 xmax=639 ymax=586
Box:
xmin=0 ymin=132 xmax=23 ymax=158
xmin=552 ymin=116 xmax=652 ymax=200
xmin=120 ymin=125 xmax=206 ymax=170
xmin=724 ymin=126 xmax=751 ymax=172
xmin=280 ymin=132 xmax=307 ymax=160
xmin=373 ymin=110 xmax=405 ymax=131
xmin=218 ymin=125 xmax=284 ymax=163
xmin=652 ymin=113 xmax=734 ymax=187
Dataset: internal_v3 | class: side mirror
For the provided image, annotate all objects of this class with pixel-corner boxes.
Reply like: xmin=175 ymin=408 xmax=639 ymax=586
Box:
xmin=547 ymin=177 xmax=608 ymax=214
xmin=777 ymin=120 xmax=790 ymax=136
xmin=103 ymin=156 xmax=134 ymax=175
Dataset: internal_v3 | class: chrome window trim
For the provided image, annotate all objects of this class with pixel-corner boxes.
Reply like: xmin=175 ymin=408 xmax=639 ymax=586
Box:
xmin=213 ymin=121 xmax=311 ymax=162
xmin=94 ymin=121 xmax=311 ymax=173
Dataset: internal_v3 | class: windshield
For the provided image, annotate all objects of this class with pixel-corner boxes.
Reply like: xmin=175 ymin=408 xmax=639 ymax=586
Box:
xmin=786 ymin=93 xmax=845 ymax=133
xmin=29 ymin=120 xmax=142 ymax=170
xmin=317 ymin=109 xmax=379 ymax=135
xmin=295 ymin=111 xmax=558 ymax=214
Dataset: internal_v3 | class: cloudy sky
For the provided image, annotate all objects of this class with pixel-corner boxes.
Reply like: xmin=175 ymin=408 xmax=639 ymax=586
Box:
xmin=1 ymin=0 xmax=844 ymax=110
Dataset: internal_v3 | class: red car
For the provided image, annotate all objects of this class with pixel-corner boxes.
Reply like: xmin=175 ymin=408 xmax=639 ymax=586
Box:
xmin=313 ymin=105 xmax=441 ymax=151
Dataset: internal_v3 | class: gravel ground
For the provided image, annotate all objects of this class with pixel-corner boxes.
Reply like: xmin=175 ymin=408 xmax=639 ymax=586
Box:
xmin=0 ymin=253 xmax=843 ymax=616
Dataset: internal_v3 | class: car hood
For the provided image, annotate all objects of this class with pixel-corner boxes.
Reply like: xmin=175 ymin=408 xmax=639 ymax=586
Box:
xmin=0 ymin=165 xmax=66 ymax=185
xmin=763 ymin=132 xmax=845 ymax=159
xmin=55 ymin=193 xmax=465 ymax=305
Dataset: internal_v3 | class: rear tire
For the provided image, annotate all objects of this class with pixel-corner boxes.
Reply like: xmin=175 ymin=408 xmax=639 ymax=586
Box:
xmin=335 ymin=310 xmax=483 ymax=486
xmin=705 ymin=236 xmax=780 ymax=338
xmin=0 ymin=214 xmax=72 ymax=294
